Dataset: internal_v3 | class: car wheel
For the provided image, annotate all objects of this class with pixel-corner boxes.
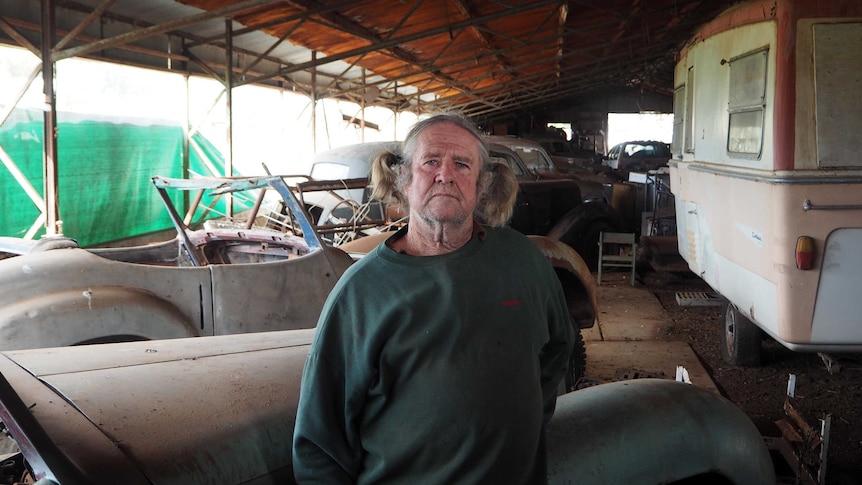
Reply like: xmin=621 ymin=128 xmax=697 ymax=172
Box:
xmin=572 ymin=221 xmax=615 ymax=271
xmin=560 ymin=326 xmax=586 ymax=394
xmin=719 ymin=301 xmax=762 ymax=367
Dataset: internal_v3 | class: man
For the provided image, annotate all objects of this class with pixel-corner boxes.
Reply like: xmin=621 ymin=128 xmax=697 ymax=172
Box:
xmin=292 ymin=112 xmax=573 ymax=484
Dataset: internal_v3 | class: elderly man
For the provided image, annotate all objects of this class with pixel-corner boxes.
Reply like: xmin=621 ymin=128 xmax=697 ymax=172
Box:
xmin=292 ymin=112 xmax=573 ymax=484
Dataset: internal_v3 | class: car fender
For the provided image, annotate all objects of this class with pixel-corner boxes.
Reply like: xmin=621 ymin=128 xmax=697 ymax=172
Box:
xmin=0 ymin=236 xmax=78 ymax=256
xmin=547 ymin=379 xmax=775 ymax=484
xmin=546 ymin=200 xmax=622 ymax=242
xmin=321 ymin=245 xmax=357 ymax=273
xmin=0 ymin=287 xmax=199 ymax=350
xmin=528 ymin=235 xmax=597 ymax=329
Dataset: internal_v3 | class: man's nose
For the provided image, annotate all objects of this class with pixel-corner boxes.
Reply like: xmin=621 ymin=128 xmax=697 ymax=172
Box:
xmin=435 ymin=160 xmax=455 ymax=183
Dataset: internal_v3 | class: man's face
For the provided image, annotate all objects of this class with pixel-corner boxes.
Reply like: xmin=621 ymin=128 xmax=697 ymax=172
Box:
xmin=403 ymin=123 xmax=482 ymax=226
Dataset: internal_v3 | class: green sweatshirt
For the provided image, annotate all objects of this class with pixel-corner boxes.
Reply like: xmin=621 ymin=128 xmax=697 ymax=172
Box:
xmin=293 ymin=225 xmax=573 ymax=484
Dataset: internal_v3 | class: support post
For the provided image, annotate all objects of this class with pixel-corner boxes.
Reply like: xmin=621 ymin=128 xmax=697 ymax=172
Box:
xmin=41 ymin=0 xmax=61 ymax=236
xmin=311 ymin=51 xmax=317 ymax=154
xmin=224 ymin=19 xmax=234 ymax=216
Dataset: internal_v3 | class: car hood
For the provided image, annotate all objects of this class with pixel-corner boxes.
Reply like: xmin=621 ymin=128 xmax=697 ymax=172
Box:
xmin=531 ymin=169 xmax=610 ymax=202
xmin=0 ymin=330 xmax=314 ymax=484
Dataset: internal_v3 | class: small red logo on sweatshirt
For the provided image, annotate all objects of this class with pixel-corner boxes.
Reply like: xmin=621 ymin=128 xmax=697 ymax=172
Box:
xmin=502 ymin=300 xmax=521 ymax=307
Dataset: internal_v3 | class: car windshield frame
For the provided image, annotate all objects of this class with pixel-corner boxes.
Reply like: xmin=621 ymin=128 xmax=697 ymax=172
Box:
xmin=151 ymin=175 xmax=324 ymax=266
xmin=507 ymin=145 xmax=555 ymax=172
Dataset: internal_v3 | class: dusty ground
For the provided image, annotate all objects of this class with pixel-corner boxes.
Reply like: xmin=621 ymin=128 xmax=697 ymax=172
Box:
xmin=640 ymin=269 xmax=862 ymax=485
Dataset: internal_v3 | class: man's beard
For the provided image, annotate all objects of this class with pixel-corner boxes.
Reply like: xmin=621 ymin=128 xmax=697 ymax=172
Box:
xmin=417 ymin=211 xmax=469 ymax=225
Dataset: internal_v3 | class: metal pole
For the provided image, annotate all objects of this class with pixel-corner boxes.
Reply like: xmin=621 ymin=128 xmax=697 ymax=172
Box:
xmin=311 ymin=51 xmax=317 ymax=154
xmin=41 ymin=0 xmax=61 ymax=236
xmin=225 ymin=19 xmax=233 ymax=216
xmin=361 ymin=68 xmax=366 ymax=143
xmin=393 ymin=81 xmax=398 ymax=139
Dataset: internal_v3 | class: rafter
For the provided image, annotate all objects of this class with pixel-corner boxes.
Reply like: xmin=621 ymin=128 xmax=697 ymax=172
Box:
xmin=0 ymin=0 xmax=737 ymax=118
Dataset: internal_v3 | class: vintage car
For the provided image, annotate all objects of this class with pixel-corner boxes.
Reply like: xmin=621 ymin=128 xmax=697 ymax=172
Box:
xmin=526 ymin=135 xmax=604 ymax=170
xmin=603 ymin=140 xmax=671 ymax=175
xmin=487 ymin=135 xmax=610 ymax=203
xmin=0 ymin=175 xmax=355 ymax=350
xmin=0 ymin=329 xmax=775 ymax=484
xmin=485 ymin=139 xmax=623 ymax=267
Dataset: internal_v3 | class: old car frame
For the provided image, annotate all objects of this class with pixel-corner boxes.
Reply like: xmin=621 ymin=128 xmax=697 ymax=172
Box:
xmin=0 ymin=175 xmax=355 ymax=350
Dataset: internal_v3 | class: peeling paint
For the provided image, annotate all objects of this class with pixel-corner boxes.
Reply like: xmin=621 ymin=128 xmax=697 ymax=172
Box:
xmin=83 ymin=289 xmax=93 ymax=310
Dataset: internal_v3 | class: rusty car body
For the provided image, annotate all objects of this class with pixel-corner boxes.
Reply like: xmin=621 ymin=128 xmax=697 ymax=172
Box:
xmin=0 ymin=175 xmax=355 ymax=351
xmin=0 ymin=329 xmax=775 ymax=484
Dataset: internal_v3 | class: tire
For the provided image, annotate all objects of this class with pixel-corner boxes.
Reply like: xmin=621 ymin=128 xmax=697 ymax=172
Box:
xmin=719 ymin=302 xmax=762 ymax=367
xmin=567 ymin=221 xmax=615 ymax=271
xmin=560 ymin=326 xmax=586 ymax=394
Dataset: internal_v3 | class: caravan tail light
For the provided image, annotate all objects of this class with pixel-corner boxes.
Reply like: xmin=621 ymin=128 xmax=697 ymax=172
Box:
xmin=795 ymin=236 xmax=815 ymax=270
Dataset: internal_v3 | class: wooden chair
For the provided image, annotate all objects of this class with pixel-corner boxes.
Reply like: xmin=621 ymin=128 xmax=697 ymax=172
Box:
xmin=597 ymin=232 xmax=637 ymax=286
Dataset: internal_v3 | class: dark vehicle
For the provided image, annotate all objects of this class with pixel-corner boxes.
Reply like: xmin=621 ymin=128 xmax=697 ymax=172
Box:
xmin=486 ymin=137 xmax=622 ymax=267
xmin=603 ymin=140 xmax=671 ymax=175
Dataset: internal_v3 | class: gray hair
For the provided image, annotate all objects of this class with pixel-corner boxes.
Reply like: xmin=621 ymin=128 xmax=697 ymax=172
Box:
xmin=370 ymin=112 xmax=518 ymax=227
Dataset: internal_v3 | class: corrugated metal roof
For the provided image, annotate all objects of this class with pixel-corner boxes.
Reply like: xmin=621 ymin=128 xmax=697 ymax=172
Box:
xmin=0 ymin=0 xmax=742 ymax=119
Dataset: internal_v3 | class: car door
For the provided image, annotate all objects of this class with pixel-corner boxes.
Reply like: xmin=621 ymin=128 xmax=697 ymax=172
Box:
xmin=209 ymin=247 xmax=350 ymax=336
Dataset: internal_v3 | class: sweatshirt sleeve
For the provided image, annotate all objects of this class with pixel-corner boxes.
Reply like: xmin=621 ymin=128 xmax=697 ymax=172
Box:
xmin=292 ymin=297 xmax=364 ymax=483
xmin=538 ymin=275 xmax=575 ymax=424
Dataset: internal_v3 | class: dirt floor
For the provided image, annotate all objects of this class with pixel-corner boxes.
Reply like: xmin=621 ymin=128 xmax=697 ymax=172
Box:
xmin=640 ymin=269 xmax=862 ymax=485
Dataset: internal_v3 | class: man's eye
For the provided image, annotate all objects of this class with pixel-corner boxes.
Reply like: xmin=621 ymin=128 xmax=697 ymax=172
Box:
xmin=456 ymin=162 xmax=469 ymax=169
xmin=425 ymin=159 xmax=439 ymax=166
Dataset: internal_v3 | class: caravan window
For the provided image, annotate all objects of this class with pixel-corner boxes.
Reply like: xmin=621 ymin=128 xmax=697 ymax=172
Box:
xmin=672 ymin=85 xmax=685 ymax=157
xmin=727 ymin=49 xmax=768 ymax=157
